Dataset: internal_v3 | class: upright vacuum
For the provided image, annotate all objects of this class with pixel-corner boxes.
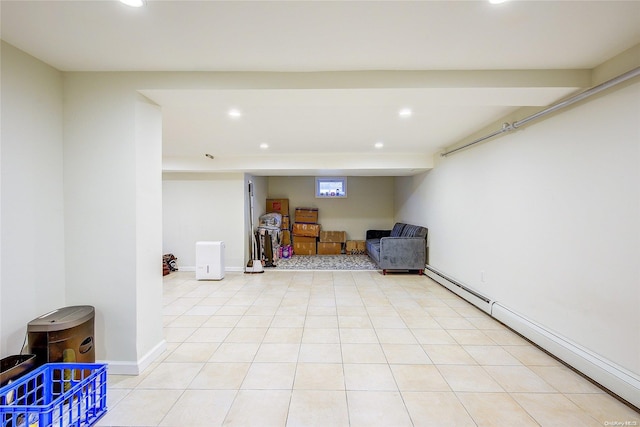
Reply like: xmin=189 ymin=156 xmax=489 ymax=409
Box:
xmin=245 ymin=180 xmax=264 ymax=273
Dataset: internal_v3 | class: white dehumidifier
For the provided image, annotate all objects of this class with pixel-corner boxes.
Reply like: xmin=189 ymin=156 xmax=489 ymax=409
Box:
xmin=196 ymin=241 xmax=225 ymax=280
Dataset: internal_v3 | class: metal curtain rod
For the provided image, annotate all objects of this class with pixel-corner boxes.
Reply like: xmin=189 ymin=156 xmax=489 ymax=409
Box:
xmin=441 ymin=66 xmax=640 ymax=157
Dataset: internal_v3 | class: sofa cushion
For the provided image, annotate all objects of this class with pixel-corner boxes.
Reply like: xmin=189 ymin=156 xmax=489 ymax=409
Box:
xmin=390 ymin=223 xmax=405 ymax=237
xmin=400 ymin=224 xmax=427 ymax=238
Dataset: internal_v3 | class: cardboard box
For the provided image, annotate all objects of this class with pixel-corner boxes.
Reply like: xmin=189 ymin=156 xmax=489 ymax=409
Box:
xmin=346 ymin=240 xmax=366 ymax=254
xmin=293 ymin=236 xmax=316 ymax=255
xmin=320 ymin=231 xmax=346 ymax=243
xmin=281 ymin=230 xmax=291 ymax=246
xmin=294 ymin=236 xmax=316 ymax=244
xmin=267 ymin=198 xmax=289 ymax=216
xmin=294 ymin=207 xmax=319 ymax=224
xmin=317 ymin=242 xmax=342 ymax=255
xmin=292 ymin=222 xmax=321 ymax=237
xmin=281 ymin=215 xmax=290 ymax=230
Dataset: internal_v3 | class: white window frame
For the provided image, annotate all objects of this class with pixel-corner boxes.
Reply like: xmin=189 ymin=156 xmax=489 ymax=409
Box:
xmin=315 ymin=177 xmax=347 ymax=198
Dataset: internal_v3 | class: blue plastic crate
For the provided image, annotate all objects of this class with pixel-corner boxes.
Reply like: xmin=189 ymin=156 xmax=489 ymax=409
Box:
xmin=0 ymin=363 xmax=107 ymax=427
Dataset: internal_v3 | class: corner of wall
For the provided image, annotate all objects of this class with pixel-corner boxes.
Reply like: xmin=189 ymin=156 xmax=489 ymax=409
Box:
xmin=100 ymin=339 xmax=167 ymax=376
xmin=592 ymin=43 xmax=640 ymax=85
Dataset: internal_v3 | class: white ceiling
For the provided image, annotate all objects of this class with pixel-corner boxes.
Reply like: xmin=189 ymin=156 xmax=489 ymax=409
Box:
xmin=2 ymin=0 xmax=639 ymax=175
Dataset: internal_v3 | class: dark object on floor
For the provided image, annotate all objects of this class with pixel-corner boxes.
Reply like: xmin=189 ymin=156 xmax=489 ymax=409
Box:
xmin=256 ymin=214 xmax=281 ymax=267
xmin=262 ymin=230 xmax=276 ymax=268
xmin=366 ymin=223 xmax=428 ymax=275
xmin=163 ymin=253 xmax=178 ymax=275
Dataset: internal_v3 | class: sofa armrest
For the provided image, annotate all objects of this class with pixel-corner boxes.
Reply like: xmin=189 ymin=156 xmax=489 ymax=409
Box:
xmin=366 ymin=229 xmax=391 ymax=240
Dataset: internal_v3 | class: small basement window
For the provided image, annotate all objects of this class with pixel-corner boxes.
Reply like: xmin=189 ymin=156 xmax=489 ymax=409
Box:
xmin=315 ymin=177 xmax=347 ymax=198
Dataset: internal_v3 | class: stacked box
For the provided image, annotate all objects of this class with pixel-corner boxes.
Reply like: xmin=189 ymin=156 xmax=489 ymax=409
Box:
xmin=292 ymin=207 xmax=320 ymax=255
xmin=318 ymin=231 xmax=346 ymax=255
xmin=317 ymin=242 xmax=342 ymax=255
xmin=281 ymin=230 xmax=292 ymax=246
xmin=294 ymin=208 xmax=319 ymax=224
xmin=346 ymin=240 xmax=366 ymax=255
xmin=293 ymin=236 xmax=316 ymax=255
xmin=292 ymin=223 xmax=321 ymax=238
xmin=267 ymin=198 xmax=289 ymax=216
xmin=320 ymin=231 xmax=346 ymax=243
xmin=281 ymin=215 xmax=290 ymax=230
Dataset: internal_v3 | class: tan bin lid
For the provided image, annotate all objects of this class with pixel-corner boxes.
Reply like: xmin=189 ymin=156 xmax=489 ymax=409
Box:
xmin=27 ymin=306 xmax=94 ymax=332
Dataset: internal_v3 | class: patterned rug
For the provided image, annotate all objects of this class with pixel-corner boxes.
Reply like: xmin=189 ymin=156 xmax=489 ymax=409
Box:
xmin=274 ymin=254 xmax=379 ymax=271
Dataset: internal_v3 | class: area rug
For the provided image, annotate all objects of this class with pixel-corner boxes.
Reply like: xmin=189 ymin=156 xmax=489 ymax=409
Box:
xmin=274 ymin=254 xmax=379 ymax=271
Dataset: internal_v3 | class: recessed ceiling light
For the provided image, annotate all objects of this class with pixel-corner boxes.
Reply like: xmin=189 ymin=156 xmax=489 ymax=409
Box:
xmin=260 ymin=143 xmax=269 ymax=149
xmin=398 ymin=108 xmax=413 ymax=118
xmin=204 ymin=153 xmax=214 ymax=159
xmin=489 ymin=0 xmax=509 ymax=4
xmin=374 ymin=142 xmax=384 ymax=149
xmin=120 ymin=0 xmax=146 ymax=7
xmin=228 ymin=108 xmax=242 ymax=118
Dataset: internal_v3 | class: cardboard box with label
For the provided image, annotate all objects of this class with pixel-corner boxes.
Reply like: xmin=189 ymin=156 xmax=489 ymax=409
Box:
xmin=292 ymin=222 xmax=321 ymax=238
xmin=320 ymin=231 xmax=346 ymax=243
xmin=346 ymin=240 xmax=366 ymax=254
xmin=281 ymin=215 xmax=290 ymax=230
xmin=317 ymin=242 xmax=342 ymax=255
xmin=293 ymin=236 xmax=316 ymax=255
xmin=267 ymin=199 xmax=289 ymax=216
xmin=281 ymin=230 xmax=291 ymax=246
xmin=294 ymin=207 xmax=319 ymax=224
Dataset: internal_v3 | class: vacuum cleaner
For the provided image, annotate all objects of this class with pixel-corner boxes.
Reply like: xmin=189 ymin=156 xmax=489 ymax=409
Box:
xmin=245 ymin=181 xmax=264 ymax=274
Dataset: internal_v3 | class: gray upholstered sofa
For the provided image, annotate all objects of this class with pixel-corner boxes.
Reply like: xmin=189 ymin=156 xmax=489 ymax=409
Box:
xmin=366 ymin=223 xmax=428 ymax=275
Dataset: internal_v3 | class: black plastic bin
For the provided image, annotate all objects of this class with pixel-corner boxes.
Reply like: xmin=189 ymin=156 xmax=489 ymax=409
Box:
xmin=0 ymin=354 xmax=36 ymax=387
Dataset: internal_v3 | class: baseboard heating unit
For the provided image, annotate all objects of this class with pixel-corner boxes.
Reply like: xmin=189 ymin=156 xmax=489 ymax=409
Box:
xmin=425 ymin=265 xmax=492 ymax=314
xmin=424 ymin=264 xmax=640 ymax=409
xmin=491 ymin=303 xmax=640 ymax=409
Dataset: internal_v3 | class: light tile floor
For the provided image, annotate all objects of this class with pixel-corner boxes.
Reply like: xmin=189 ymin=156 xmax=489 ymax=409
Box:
xmin=98 ymin=270 xmax=639 ymax=426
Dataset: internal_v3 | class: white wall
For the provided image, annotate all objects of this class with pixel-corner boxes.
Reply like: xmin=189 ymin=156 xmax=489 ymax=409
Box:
xmin=396 ymin=80 xmax=640 ymax=402
xmin=162 ymin=173 xmax=245 ymax=270
xmin=134 ymin=96 xmax=164 ymax=364
xmin=0 ymin=42 xmax=66 ymax=357
xmin=63 ymin=73 xmax=139 ymax=366
xmin=268 ymin=176 xmax=395 ymax=240
xmin=0 ymin=49 xmax=166 ymax=371
xmin=63 ymin=73 xmax=169 ymax=373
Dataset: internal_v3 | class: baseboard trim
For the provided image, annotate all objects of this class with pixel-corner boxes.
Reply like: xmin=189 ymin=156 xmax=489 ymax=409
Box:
xmin=98 ymin=339 xmax=167 ymax=376
xmin=138 ymin=339 xmax=167 ymax=374
xmin=177 ymin=266 xmax=244 ymax=273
